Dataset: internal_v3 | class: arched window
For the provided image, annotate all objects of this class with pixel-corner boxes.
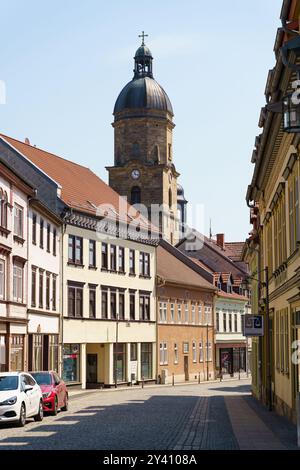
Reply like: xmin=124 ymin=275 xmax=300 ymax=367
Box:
xmin=0 ymin=190 xmax=7 ymax=228
xmin=168 ymin=188 xmax=172 ymax=208
xmin=130 ymin=186 xmax=141 ymax=205
xmin=131 ymin=143 xmax=140 ymax=158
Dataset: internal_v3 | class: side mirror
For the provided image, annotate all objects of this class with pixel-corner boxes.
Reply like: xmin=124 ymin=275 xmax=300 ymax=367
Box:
xmin=24 ymin=385 xmax=33 ymax=392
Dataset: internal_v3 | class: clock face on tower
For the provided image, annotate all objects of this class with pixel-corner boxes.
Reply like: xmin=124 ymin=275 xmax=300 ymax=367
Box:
xmin=131 ymin=169 xmax=140 ymax=180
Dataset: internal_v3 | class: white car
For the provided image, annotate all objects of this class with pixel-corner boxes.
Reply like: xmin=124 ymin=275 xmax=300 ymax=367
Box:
xmin=0 ymin=372 xmax=44 ymax=427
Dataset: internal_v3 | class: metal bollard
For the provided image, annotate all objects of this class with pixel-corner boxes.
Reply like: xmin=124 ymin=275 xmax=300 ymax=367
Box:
xmin=198 ymin=372 xmax=200 ymax=384
xmin=141 ymin=376 xmax=144 ymax=388
xmin=219 ymin=370 xmax=223 ymax=382
xmin=172 ymin=373 xmax=175 ymax=386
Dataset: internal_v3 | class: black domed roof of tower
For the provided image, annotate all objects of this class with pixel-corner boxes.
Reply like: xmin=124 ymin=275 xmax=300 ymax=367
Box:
xmin=114 ymin=40 xmax=173 ymax=116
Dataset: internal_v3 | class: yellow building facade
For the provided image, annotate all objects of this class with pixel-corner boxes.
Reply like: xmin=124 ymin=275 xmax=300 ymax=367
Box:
xmin=245 ymin=0 xmax=300 ymax=422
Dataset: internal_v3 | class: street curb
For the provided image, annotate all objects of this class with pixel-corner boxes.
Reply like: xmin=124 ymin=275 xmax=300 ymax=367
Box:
xmin=69 ymin=376 xmax=251 ymax=400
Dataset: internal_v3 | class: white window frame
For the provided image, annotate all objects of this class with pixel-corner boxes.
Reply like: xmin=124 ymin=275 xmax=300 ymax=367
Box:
xmin=14 ymin=204 xmax=23 ymax=238
xmin=184 ymin=303 xmax=189 ymax=324
xmin=192 ymin=341 xmax=197 ymax=363
xmin=13 ymin=263 xmax=23 ymax=303
xmin=170 ymin=303 xmax=175 ymax=323
xmin=174 ymin=343 xmax=178 ymax=364
xmin=191 ymin=303 xmax=196 ymax=324
xmin=177 ymin=303 xmax=182 ymax=323
xmin=159 ymin=342 xmax=168 ymax=365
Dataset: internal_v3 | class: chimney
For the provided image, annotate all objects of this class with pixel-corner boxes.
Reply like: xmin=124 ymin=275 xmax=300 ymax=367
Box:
xmin=216 ymin=233 xmax=225 ymax=250
xmin=25 ymin=137 xmax=30 ymax=145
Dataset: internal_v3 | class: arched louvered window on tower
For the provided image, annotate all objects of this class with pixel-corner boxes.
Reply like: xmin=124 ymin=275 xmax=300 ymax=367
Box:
xmin=168 ymin=188 xmax=172 ymax=209
xmin=130 ymin=186 xmax=141 ymax=205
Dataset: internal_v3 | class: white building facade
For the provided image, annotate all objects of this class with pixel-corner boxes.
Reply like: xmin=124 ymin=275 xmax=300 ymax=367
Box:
xmin=215 ymin=293 xmax=249 ymax=376
xmin=62 ymin=213 xmax=157 ymax=389
xmin=27 ymin=199 xmax=61 ymax=373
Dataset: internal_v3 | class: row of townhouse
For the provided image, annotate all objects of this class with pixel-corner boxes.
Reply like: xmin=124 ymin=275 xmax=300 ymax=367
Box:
xmin=0 ymin=132 xmax=250 ymax=388
xmin=244 ymin=0 xmax=300 ymax=423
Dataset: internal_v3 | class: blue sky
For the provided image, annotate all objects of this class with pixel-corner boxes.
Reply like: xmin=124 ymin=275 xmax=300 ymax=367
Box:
xmin=0 ymin=0 xmax=283 ymax=241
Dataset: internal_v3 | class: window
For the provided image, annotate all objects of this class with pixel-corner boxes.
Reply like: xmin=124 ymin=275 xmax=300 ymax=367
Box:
xmin=139 ymin=252 xmax=150 ymax=277
xmin=141 ymin=343 xmax=152 ymax=379
xmin=229 ymin=313 xmax=232 ymax=332
xmin=204 ymin=304 xmax=212 ymax=325
xmin=184 ymin=303 xmax=189 ymax=323
xmin=13 ymin=263 xmax=23 ymax=303
xmin=89 ymin=287 xmax=96 ymax=318
xmin=118 ymin=247 xmax=125 ymax=273
xmin=177 ymin=303 xmax=182 ymax=323
xmin=63 ymin=344 xmax=80 ymax=382
xmin=131 ymin=186 xmax=141 ymax=205
xmin=234 ymin=314 xmax=238 ymax=332
xmin=32 ymin=213 xmax=37 ymax=244
xmin=130 ymin=343 xmax=137 ymax=361
xmin=130 ymin=291 xmax=135 ymax=320
xmin=101 ymin=289 xmax=108 ymax=319
xmin=52 ymin=276 xmax=57 ymax=311
xmin=159 ymin=302 xmax=167 ymax=323
xmin=14 ymin=204 xmax=23 ymax=238
xmin=39 ymin=271 xmax=44 ymax=308
xmin=289 ymin=170 xmax=300 ymax=254
xmin=207 ymin=342 xmax=212 ymax=362
xmin=170 ymin=303 xmax=175 ymax=322
xmin=129 ymin=249 xmax=135 ymax=275
xmin=191 ymin=303 xmax=196 ymax=324
xmin=199 ymin=341 xmax=204 ymax=362
xmin=49 ymin=335 xmax=58 ymax=372
xmin=159 ymin=342 xmax=168 ymax=365
xmin=192 ymin=341 xmax=197 ymax=363
xmin=183 ymin=342 xmax=189 ymax=354
xmin=114 ymin=343 xmax=126 ymax=382
xmin=40 ymin=218 xmax=44 ymax=248
xmin=216 ymin=311 xmax=219 ymax=331
xmin=31 ymin=269 xmax=36 ymax=307
xmin=139 ymin=293 xmax=150 ymax=320
xmin=68 ymin=284 xmax=83 ymax=318
xmin=53 ymin=228 xmax=57 ymax=256
xmin=110 ymin=291 xmax=117 ymax=319
xmin=168 ymin=143 xmax=172 ymax=160
xmin=33 ymin=334 xmax=43 ymax=371
xmin=119 ymin=291 xmax=125 ymax=320
xmin=110 ymin=245 xmax=117 ymax=271
xmin=174 ymin=343 xmax=179 ymax=364
xmin=89 ymin=240 xmax=96 ymax=268
xmin=47 ymin=223 xmax=51 ymax=252
xmin=68 ymin=235 xmax=83 ymax=265
xmin=0 ymin=191 xmax=8 ymax=228
xmin=223 ymin=313 xmax=227 ymax=332
xmin=101 ymin=243 xmax=108 ymax=269
xmin=46 ymin=273 xmax=50 ymax=309
xmin=0 ymin=260 xmax=5 ymax=300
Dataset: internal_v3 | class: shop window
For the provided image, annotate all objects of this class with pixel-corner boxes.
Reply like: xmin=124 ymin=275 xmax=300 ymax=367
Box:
xmin=141 ymin=343 xmax=152 ymax=379
xmin=63 ymin=344 xmax=80 ymax=382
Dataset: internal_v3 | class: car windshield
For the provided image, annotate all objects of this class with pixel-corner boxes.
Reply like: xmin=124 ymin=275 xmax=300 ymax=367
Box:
xmin=0 ymin=376 xmax=19 ymax=391
xmin=30 ymin=372 xmax=52 ymax=385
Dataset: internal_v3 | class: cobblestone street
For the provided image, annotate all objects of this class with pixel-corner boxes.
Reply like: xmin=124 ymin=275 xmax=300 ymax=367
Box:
xmin=0 ymin=379 xmax=298 ymax=450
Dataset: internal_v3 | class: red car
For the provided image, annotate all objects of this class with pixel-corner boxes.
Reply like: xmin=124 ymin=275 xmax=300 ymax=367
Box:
xmin=30 ymin=371 xmax=68 ymax=416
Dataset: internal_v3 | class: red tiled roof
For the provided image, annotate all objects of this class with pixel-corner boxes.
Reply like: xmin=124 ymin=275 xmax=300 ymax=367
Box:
xmin=0 ymin=133 xmax=156 ymax=231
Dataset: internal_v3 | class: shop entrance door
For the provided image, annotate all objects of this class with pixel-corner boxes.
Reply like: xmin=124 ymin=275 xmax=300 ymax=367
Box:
xmin=86 ymin=354 xmax=97 ymax=383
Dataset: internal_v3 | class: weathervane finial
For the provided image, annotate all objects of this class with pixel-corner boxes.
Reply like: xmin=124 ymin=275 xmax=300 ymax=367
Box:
xmin=138 ymin=31 xmax=148 ymax=46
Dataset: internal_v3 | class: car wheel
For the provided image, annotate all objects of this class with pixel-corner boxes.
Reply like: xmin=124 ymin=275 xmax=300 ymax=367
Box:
xmin=18 ymin=403 xmax=26 ymax=427
xmin=52 ymin=397 xmax=58 ymax=416
xmin=61 ymin=394 xmax=68 ymax=412
xmin=34 ymin=400 xmax=44 ymax=422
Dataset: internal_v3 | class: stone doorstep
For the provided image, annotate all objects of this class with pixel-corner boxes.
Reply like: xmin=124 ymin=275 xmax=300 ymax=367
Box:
xmin=68 ymin=376 xmax=251 ymax=399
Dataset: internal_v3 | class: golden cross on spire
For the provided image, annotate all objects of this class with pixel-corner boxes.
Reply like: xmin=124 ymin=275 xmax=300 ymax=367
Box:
xmin=138 ymin=31 xmax=148 ymax=46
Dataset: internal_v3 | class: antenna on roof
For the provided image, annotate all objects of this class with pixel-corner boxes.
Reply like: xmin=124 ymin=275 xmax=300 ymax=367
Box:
xmin=209 ymin=219 xmax=212 ymax=240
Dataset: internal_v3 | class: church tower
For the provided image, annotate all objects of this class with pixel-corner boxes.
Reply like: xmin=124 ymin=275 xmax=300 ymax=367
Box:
xmin=107 ymin=34 xmax=180 ymax=244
